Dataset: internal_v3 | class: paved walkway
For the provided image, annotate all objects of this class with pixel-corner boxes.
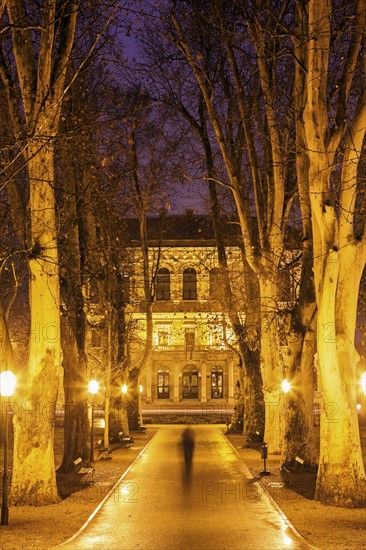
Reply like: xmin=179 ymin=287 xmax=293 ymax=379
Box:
xmin=56 ymin=425 xmax=316 ymax=550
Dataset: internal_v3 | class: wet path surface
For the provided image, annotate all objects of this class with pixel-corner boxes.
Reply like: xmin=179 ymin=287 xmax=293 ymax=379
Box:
xmin=56 ymin=425 xmax=316 ymax=550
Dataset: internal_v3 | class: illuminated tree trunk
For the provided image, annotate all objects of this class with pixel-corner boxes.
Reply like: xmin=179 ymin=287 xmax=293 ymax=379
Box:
xmin=0 ymin=300 xmax=17 ymax=446
xmin=258 ymin=276 xmax=284 ymax=454
xmin=0 ymin=300 xmax=16 ymax=374
xmin=206 ymin=155 xmax=263 ymax=441
xmin=301 ymin=0 xmax=366 ymax=506
xmin=108 ymin=292 xmax=132 ymax=438
xmin=281 ymin=305 xmax=317 ymax=467
xmin=314 ymin=223 xmax=365 ymax=505
xmin=11 ymin=141 xmax=61 ymax=504
xmin=59 ymin=319 xmax=89 ymax=471
xmin=0 ymin=0 xmax=78 ymax=504
xmin=104 ymin=314 xmax=113 ymax=447
xmin=242 ymin=347 xmax=263 ymax=441
xmin=282 ymin=38 xmax=319 ymax=466
xmin=50 ymin=133 xmax=89 ymax=470
xmin=127 ymin=302 xmax=153 ymax=430
xmin=281 ymin=245 xmax=317 ymax=467
xmin=110 ymin=283 xmax=130 ymax=437
xmin=127 ymin=123 xmax=155 ymax=430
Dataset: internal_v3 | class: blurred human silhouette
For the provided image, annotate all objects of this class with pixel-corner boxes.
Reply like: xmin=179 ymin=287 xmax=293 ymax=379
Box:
xmin=181 ymin=426 xmax=195 ymax=481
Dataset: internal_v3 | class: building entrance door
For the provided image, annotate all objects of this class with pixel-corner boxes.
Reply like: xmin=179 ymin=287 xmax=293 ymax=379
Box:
xmin=211 ymin=370 xmax=223 ymax=398
xmin=157 ymin=370 xmax=170 ymax=399
xmin=182 ymin=370 xmax=199 ymax=399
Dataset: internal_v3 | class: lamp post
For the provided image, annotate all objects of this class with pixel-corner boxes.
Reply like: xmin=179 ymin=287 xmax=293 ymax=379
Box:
xmin=88 ymin=379 xmax=99 ymax=463
xmin=0 ymin=370 xmax=16 ymax=526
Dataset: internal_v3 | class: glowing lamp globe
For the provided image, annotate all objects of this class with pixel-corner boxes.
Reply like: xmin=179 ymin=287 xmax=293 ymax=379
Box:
xmin=88 ymin=379 xmax=99 ymax=395
xmin=361 ymin=372 xmax=366 ymax=396
xmin=0 ymin=371 xmax=16 ymax=397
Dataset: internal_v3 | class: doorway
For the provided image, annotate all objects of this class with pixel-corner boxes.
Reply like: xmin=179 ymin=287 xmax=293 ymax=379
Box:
xmin=211 ymin=370 xmax=223 ymax=398
xmin=157 ymin=370 xmax=170 ymax=399
xmin=182 ymin=370 xmax=199 ymax=399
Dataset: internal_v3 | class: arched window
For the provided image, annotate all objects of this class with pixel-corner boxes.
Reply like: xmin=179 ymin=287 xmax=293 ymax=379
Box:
xmin=156 ymin=268 xmax=171 ymax=301
xmin=183 ymin=268 xmax=197 ymax=300
xmin=209 ymin=267 xmax=222 ymax=299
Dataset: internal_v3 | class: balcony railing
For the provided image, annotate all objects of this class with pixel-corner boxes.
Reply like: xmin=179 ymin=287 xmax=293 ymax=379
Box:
xmin=153 ymin=344 xmax=228 ymax=351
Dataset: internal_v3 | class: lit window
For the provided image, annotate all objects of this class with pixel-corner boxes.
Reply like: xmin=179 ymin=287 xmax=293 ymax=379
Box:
xmin=183 ymin=268 xmax=197 ymax=300
xmin=185 ymin=329 xmax=195 ymax=349
xmin=156 ymin=326 xmax=170 ymax=347
xmin=210 ymin=326 xmax=222 ymax=347
xmin=156 ymin=268 xmax=170 ymax=301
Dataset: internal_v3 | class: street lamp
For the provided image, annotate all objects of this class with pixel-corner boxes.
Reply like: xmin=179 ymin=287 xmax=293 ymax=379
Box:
xmin=0 ymin=370 xmax=16 ymax=526
xmin=361 ymin=372 xmax=366 ymax=396
xmin=281 ymin=379 xmax=291 ymax=394
xmin=121 ymin=383 xmax=128 ymax=395
xmin=88 ymin=379 xmax=99 ymax=463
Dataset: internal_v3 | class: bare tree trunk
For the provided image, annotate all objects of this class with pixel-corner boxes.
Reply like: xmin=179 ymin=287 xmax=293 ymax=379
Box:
xmin=104 ymin=311 xmax=113 ymax=447
xmin=315 ymin=240 xmax=365 ymax=505
xmin=0 ymin=0 xmax=78 ymax=505
xmin=241 ymin=256 xmax=264 ymax=441
xmin=281 ymin=310 xmax=317 ymax=467
xmin=127 ymin=302 xmax=153 ymax=430
xmin=0 ymin=299 xmax=16 ymax=374
xmin=57 ymin=151 xmax=89 ymax=472
xmin=110 ymin=290 xmax=130 ymax=437
xmin=258 ymin=276 xmax=284 ymax=454
xmin=58 ymin=322 xmax=89 ymax=471
xmin=300 ymin=0 xmax=366 ymax=506
xmin=58 ymin=281 xmax=89 ymax=471
xmin=242 ymin=347 xmax=264 ymax=442
xmin=0 ymin=300 xmax=17 ymax=446
xmin=127 ymin=123 xmax=155 ymax=430
xmin=11 ymin=141 xmax=61 ymax=504
xmin=281 ymin=243 xmax=318 ymax=467
xmin=204 ymin=125 xmax=264 ymax=442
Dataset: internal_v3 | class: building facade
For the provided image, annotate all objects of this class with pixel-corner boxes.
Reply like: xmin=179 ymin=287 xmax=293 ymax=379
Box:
xmin=124 ymin=213 xmax=244 ymax=407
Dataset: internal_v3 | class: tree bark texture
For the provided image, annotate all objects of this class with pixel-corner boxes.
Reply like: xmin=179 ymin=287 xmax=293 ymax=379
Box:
xmin=281 ymin=245 xmax=318 ymax=467
xmin=11 ymin=141 xmax=61 ymax=505
xmin=301 ymin=0 xmax=366 ymax=505
xmin=258 ymin=276 xmax=285 ymax=454
xmin=57 ymin=149 xmax=89 ymax=472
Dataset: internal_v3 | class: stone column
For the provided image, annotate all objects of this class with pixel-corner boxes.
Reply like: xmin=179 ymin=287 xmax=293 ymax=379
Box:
xmin=200 ymin=362 xmax=207 ymax=403
xmin=146 ymin=362 xmax=152 ymax=403
xmin=228 ymin=359 xmax=234 ymax=404
xmin=173 ymin=362 xmax=180 ymax=402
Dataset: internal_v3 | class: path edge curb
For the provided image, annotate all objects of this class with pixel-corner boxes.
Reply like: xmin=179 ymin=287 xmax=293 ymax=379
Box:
xmin=53 ymin=430 xmax=159 ymax=548
xmin=221 ymin=430 xmax=319 ymax=550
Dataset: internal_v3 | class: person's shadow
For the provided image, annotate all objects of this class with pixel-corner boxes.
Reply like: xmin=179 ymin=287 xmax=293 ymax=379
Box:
xmin=181 ymin=426 xmax=195 ymax=489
